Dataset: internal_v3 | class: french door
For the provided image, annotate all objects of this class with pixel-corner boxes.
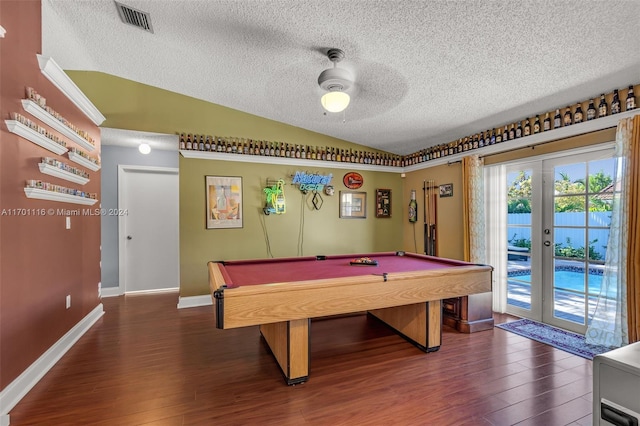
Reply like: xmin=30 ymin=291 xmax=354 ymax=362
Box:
xmin=505 ymin=148 xmax=615 ymax=334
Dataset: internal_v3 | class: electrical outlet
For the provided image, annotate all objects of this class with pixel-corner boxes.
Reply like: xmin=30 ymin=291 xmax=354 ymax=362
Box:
xmin=66 ymin=295 xmax=71 ymax=309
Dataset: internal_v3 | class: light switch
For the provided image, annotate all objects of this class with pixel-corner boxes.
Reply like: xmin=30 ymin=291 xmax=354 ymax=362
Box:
xmin=66 ymin=216 xmax=71 ymax=229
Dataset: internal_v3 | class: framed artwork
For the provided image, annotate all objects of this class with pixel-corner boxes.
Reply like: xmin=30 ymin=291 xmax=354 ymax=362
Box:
xmin=206 ymin=176 xmax=243 ymax=229
xmin=439 ymin=183 xmax=453 ymax=198
xmin=339 ymin=191 xmax=367 ymax=219
xmin=375 ymin=188 xmax=392 ymax=218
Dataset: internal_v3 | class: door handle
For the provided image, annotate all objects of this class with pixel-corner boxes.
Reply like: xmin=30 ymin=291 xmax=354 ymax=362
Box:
xmin=127 ymin=235 xmax=133 ymax=240
xmin=544 ymin=241 xmax=551 ymax=246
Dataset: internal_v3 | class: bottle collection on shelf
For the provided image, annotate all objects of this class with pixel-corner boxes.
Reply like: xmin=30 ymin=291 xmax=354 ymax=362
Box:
xmin=25 ymin=179 xmax=97 ymax=199
xmin=11 ymin=86 xmax=101 ymax=202
xmin=25 ymin=87 xmax=96 ymax=147
xmin=403 ymin=85 xmax=636 ymax=166
xmin=179 ymin=85 xmax=637 ymax=168
xmin=40 ymin=157 xmax=90 ymax=179
xmin=179 ymin=133 xmax=403 ymax=166
xmin=10 ymin=112 xmax=67 ymax=149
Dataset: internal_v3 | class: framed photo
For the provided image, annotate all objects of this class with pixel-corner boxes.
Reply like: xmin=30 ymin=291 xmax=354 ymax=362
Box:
xmin=206 ymin=176 xmax=243 ymax=229
xmin=339 ymin=191 xmax=367 ymax=219
xmin=375 ymin=188 xmax=392 ymax=218
xmin=439 ymin=183 xmax=453 ymax=198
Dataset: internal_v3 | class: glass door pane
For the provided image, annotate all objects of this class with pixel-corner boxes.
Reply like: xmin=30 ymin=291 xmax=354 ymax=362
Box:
xmin=506 ymin=164 xmax=541 ymax=320
xmin=542 ymin=153 xmax=615 ymax=334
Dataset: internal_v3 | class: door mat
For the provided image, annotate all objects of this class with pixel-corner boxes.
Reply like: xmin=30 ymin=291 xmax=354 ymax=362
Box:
xmin=496 ymin=318 xmax=615 ymax=360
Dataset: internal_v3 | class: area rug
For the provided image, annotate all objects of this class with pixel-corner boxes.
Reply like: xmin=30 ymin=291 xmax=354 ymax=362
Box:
xmin=496 ymin=318 xmax=615 ymax=360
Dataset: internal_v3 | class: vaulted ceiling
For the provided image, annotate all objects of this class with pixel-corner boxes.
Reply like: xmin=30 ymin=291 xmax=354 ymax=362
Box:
xmin=42 ymin=0 xmax=640 ymax=155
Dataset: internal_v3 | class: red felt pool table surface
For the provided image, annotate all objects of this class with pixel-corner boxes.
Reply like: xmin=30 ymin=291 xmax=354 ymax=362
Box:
xmin=217 ymin=252 xmax=472 ymax=288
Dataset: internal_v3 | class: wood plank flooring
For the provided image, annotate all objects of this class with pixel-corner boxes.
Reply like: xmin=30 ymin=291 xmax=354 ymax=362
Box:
xmin=8 ymin=292 xmax=593 ymax=425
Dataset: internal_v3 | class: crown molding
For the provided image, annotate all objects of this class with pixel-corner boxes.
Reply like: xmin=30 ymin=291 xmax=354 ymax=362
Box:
xmin=36 ymin=55 xmax=106 ymax=126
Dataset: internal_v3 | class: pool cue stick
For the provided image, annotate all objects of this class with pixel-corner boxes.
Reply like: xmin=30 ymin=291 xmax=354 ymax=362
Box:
xmin=423 ymin=180 xmax=428 ymax=254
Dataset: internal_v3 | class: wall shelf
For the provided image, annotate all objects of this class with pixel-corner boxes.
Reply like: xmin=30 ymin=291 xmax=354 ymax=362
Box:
xmin=38 ymin=163 xmax=89 ymax=185
xmin=5 ymin=119 xmax=68 ymax=155
xmin=179 ymin=150 xmax=400 ymax=173
xmin=24 ymin=188 xmax=97 ymax=205
xmin=36 ymin=55 xmax=105 ymax=126
xmin=22 ymin=99 xmax=95 ymax=152
xmin=404 ymin=109 xmax=640 ymax=171
xmin=67 ymin=151 xmax=100 ymax=172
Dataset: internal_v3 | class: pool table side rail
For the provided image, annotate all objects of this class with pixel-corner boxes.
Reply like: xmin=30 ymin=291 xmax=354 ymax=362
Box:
xmin=209 ymin=261 xmax=492 ymax=329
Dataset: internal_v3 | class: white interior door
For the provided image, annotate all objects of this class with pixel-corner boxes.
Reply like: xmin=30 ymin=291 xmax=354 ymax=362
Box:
xmin=119 ymin=166 xmax=179 ymax=293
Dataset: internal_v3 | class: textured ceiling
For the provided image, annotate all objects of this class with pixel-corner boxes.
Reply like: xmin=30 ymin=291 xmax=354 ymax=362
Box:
xmin=42 ymin=0 xmax=640 ymax=155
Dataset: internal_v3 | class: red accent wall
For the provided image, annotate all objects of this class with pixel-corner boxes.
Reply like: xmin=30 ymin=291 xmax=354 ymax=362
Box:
xmin=0 ymin=0 xmax=101 ymax=390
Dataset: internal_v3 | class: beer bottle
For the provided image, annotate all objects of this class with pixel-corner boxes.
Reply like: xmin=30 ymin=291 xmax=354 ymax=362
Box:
xmin=502 ymin=125 xmax=508 ymax=142
xmin=543 ymin=112 xmax=551 ymax=131
xmin=508 ymin=124 xmax=515 ymax=140
xmin=574 ymin=104 xmax=583 ymax=124
xmin=554 ymin=109 xmax=562 ymax=128
xmin=179 ymin=133 xmax=186 ymax=150
xmin=598 ymin=94 xmax=608 ymax=118
xmin=186 ymin=134 xmax=193 ymax=150
xmin=586 ymin=99 xmax=596 ymax=121
xmin=523 ymin=118 xmax=531 ymax=136
xmin=533 ymin=116 xmax=540 ymax=134
xmin=515 ymin=122 xmax=522 ymax=138
xmin=611 ymin=89 xmax=621 ymax=114
xmin=626 ymin=85 xmax=636 ymax=111
xmin=563 ymin=107 xmax=573 ymax=126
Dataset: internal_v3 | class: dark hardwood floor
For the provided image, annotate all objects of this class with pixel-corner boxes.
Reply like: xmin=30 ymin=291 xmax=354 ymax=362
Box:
xmin=9 ymin=292 xmax=593 ymax=425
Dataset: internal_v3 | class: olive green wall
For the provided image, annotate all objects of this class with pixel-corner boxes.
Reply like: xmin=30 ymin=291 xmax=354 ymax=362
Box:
xmin=181 ymin=159 xmax=403 ymax=296
xmin=402 ymin=164 xmax=464 ymax=260
xmin=67 ymin=72 xmax=403 ymax=297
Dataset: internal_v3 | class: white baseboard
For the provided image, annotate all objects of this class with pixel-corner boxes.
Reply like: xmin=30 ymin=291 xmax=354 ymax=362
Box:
xmin=100 ymin=286 xmax=123 ymax=297
xmin=177 ymin=294 xmax=212 ymax=309
xmin=0 ymin=303 xmax=105 ymax=419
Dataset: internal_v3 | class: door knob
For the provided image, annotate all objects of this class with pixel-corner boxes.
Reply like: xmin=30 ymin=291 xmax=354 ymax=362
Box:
xmin=127 ymin=235 xmax=133 ymax=240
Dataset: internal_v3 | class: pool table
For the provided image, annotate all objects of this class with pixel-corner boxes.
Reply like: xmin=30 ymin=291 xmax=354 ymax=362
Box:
xmin=208 ymin=251 xmax=492 ymax=385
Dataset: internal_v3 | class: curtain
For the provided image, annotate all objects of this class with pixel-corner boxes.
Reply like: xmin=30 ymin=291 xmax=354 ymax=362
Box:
xmin=627 ymin=116 xmax=640 ymax=343
xmin=586 ymin=117 xmax=638 ymax=347
xmin=462 ymin=155 xmax=486 ymax=264
xmin=484 ymin=164 xmax=508 ymax=312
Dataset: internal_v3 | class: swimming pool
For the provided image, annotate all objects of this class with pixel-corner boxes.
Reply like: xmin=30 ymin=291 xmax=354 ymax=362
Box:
xmin=507 ymin=268 xmax=612 ymax=324
xmin=511 ymin=270 xmax=604 ymax=295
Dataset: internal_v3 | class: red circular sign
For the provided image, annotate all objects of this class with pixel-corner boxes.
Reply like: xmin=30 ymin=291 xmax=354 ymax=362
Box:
xmin=343 ymin=172 xmax=363 ymax=189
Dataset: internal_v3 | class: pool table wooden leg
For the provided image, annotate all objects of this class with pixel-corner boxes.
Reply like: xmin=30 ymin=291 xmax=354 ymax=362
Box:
xmin=368 ymin=300 xmax=442 ymax=352
xmin=259 ymin=319 xmax=310 ymax=385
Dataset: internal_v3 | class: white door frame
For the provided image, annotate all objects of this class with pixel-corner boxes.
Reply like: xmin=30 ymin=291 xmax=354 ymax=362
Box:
xmin=117 ymin=165 xmax=179 ymax=294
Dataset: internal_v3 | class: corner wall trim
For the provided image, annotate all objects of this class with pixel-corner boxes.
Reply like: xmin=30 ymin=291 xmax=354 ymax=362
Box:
xmin=100 ymin=286 xmax=123 ymax=298
xmin=0 ymin=303 xmax=105 ymax=417
xmin=177 ymin=295 xmax=213 ymax=309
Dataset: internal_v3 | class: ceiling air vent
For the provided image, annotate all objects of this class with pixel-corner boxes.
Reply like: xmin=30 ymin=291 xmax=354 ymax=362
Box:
xmin=115 ymin=1 xmax=154 ymax=33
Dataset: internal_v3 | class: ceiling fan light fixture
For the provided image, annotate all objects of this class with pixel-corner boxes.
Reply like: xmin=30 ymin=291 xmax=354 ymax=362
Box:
xmin=318 ymin=48 xmax=353 ymax=113
xmin=321 ymin=90 xmax=350 ymax=113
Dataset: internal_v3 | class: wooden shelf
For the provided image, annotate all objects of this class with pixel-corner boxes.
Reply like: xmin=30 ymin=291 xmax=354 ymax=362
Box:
xmin=179 ymin=150 xmax=399 ymax=173
xmin=22 ymin=99 xmax=95 ymax=152
xmin=24 ymin=187 xmax=97 ymax=205
xmin=38 ymin=163 xmax=89 ymax=185
xmin=67 ymin=151 xmax=101 ymax=171
xmin=5 ymin=119 xmax=68 ymax=155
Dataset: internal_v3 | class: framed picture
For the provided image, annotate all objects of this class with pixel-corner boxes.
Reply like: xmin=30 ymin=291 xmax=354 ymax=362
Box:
xmin=339 ymin=191 xmax=367 ymax=219
xmin=206 ymin=176 xmax=243 ymax=229
xmin=375 ymin=188 xmax=392 ymax=218
xmin=439 ymin=183 xmax=453 ymax=198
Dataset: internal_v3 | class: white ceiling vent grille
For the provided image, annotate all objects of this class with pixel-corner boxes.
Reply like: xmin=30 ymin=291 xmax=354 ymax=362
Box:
xmin=115 ymin=2 xmax=154 ymax=33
